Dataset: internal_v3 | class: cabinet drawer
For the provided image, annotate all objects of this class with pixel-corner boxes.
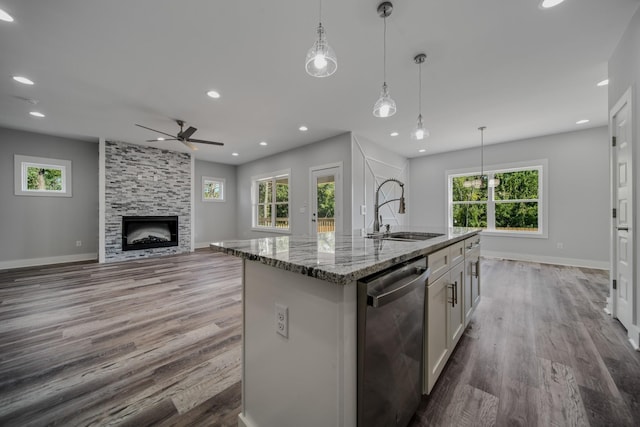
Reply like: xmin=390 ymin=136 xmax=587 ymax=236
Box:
xmin=449 ymin=241 xmax=465 ymax=266
xmin=464 ymin=235 xmax=481 ymax=254
xmin=427 ymin=247 xmax=449 ymax=283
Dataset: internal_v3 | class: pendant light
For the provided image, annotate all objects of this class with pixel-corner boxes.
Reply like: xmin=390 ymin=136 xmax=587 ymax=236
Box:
xmin=373 ymin=2 xmax=396 ymax=118
xmin=412 ymin=53 xmax=429 ymax=140
xmin=474 ymin=126 xmax=487 ymax=189
xmin=305 ymin=0 xmax=337 ymax=78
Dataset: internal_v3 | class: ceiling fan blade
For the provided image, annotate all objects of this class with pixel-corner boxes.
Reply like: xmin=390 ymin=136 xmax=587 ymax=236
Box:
xmin=180 ymin=140 xmax=198 ymax=151
xmin=187 ymin=138 xmax=224 ymax=146
xmin=179 ymin=126 xmax=197 ymax=140
xmin=135 ymin=123 xmax=177 ymax=139
xmin=146 ymin=138 xmax=178 ymax=142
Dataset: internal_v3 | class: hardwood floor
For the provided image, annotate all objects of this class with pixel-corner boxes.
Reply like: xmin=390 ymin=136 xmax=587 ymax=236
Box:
xmin=1 ymin=254 xmax=639 ymax=426
xmin=412 ymin=259 xmax=640 ymax=427
xmin=0 ymin=250 xmax=243 ymax=427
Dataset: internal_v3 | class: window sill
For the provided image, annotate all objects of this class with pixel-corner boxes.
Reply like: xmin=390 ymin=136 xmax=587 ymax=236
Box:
xmin=480 ymin=230 xmax=548 ymax=239
xmin=251 ymin=227 xmax=291 ymax=234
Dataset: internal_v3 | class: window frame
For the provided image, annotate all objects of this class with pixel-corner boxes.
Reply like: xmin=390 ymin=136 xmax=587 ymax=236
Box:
xmin=202 ymin=176 xmax=225 ymax=202
xmin=446 ymin=159 xmax=548 ymax=238
xmin=251 ymin=169 xmax=291 ymax=233
xmin=14 ymin=154 xmax=72 ymax=197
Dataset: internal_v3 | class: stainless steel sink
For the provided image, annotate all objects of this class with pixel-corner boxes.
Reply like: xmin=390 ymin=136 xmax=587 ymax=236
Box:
xmin=366 ymin=231 xmax=444 ymax=242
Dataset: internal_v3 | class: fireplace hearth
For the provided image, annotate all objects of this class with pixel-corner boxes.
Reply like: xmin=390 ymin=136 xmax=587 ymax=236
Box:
xmin=122 ymin=216 xmax=178 ymax=251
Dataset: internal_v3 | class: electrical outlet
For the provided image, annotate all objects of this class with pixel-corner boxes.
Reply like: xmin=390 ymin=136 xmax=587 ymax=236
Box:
xmin=76 ymin=240 xmax=82 ymax=247
xmin=360 ymin=205 xmax=367 ymax=215
xmin=275 ymin=303 xmax=288 ymax=338
xmin=557 ymin=242 xmax=563 ymax=249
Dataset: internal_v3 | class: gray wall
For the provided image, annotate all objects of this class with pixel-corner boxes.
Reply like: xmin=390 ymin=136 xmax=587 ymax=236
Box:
xmin=352 ymin=134 xmax=409 ymax=232
xmin=194 ymin=159 xmax=237 ymax=246
xmin=0 ymin=127 xmax=98 ymax=265
xmin=608 ymin=6 xmax=640 ymax=338
xmin=236 ymin=133 xmax=352 ymax=239
xmin=408 ymin=127 xmax=610 ymax=266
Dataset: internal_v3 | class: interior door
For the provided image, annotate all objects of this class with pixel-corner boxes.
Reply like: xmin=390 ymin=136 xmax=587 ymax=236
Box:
xmin=310 ymin=165 xmax=342 ymax=234
xmin=612 ymin=95 xmax=633 ymax=331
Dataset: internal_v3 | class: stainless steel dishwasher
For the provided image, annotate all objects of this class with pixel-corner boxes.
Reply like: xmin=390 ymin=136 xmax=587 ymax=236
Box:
xmin=357 ymin=257 xmax=430 ymax=427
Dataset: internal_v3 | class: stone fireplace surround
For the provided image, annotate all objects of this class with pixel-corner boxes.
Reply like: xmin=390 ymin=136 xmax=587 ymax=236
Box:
xmin=102 ymin=141 xmax=192 ymax=262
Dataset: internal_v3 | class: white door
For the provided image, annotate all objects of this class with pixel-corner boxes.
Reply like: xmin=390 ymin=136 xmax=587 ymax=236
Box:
xmin=310 ymin=164 xmax=342 ymax=234
xmin=611 ymin=91 xmax=633 ymax=330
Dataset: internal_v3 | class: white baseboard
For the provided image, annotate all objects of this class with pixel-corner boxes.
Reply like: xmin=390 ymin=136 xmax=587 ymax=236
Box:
xmin=0 ymin=253 xmax=97 ymax=270
xmin=238 ymin=413 xmax=256 ymax=427
xmin=195 ymin=241 xmax=214 ymax=249
xmin=482 ymin=250 xmax=609 ymax=270
xmin=628 ymin=324 xmax=640 ymax=351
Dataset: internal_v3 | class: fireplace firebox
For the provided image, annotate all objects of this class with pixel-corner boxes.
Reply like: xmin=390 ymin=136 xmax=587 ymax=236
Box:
xmin=122 ymin=216 xmax=179 ymax=251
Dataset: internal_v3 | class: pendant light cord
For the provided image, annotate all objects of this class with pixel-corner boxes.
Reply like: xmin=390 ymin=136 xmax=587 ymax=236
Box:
xmin=383 ymin=16 xmax=387 ymax=84
xmin=480 ymin=127 xmax=484 ymax=181
xmin=418 ymin=62 xmax=422 ymax=114
xmin=319 ymin=0 xmax=322 ymax=24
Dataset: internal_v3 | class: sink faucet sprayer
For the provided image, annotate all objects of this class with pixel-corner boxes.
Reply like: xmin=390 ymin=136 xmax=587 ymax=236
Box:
xmin=373 ymin=178 xmax=406 ymax=233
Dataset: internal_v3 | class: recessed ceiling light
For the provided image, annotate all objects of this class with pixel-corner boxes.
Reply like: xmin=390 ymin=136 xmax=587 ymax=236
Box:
xmin=207 ymin=90 xmax=221 ymax=99
xmin=540 ymin=0 xmax=565 ymax=9
xmin=597 ymin=79 xmax=609 ymax=87
xmin=232 ymin=152 xmax=239 ymax=156
xmin=259 ymin=141 xmax=268 ymax=146
xmin=576 ymin=119 xmax=589 ymax=125
xmin=29 ymin=111 xmax=45 ymax=118
xmin=0 ymin=8 xmax=14 ymax=22
xmin=390 ymin=132 xmax=399 ymax=137
xmin=299 ymin=125 xmax=308 ymax=132
xmin=13 ymin=76 xmax=34 ymax=85
xmin=418 ymin=148 xmax=426 ymax=153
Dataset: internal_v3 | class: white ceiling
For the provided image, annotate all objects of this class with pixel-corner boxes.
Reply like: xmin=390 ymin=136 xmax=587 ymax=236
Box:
xmin=0 ymin=0 xmax=638 ymax=165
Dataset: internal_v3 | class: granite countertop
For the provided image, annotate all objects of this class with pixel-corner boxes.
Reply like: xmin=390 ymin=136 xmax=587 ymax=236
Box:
xmin=209 ymin=227 xmax=480 ymax=285
xmin=210 ymin=227 xmax=480 ymax=285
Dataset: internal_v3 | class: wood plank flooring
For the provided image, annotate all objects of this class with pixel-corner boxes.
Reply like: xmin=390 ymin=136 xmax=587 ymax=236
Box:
xmin=412 ymin=259 xmax=640 ymax=427
xmin=0 ymin=250 xmax=242 ymax=427
xmin=1 ymin=253 xmax=639 ymax=426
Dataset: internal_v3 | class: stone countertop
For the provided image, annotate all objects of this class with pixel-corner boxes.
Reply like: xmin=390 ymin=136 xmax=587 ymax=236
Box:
xmin=210 ymin=227 xmax=480 ymax=285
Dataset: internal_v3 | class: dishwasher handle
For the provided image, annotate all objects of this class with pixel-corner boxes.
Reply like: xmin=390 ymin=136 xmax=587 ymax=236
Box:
xmin=368 ymin=267 xmax=430 ymax=308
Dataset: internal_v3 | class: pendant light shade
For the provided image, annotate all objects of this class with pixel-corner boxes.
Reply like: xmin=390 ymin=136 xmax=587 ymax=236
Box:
xmin=412 ymin=53 xmax=429 ymax=140
xmin=305 ymin=1 xmax=337 ymax=78
xmin=373 ymin=2 xmax=396 ymax=118
xmin=373 ymin=83 xmax=396 ymax=118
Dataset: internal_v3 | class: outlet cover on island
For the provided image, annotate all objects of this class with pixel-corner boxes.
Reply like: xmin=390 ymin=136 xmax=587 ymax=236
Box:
xmin=275 ymin=303 xmax=288 ymax=338
xmin=360 ymin=205 xmax=366 ymax=215
xmin=76 ymin=240 xmax=82 ymax=247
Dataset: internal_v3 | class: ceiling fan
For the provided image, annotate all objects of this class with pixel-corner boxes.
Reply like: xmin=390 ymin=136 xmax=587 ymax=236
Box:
xmin=135 ymin=120 xmax=224 ymax=150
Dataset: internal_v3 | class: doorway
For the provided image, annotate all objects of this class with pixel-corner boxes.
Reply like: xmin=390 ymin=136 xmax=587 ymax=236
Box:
xmin=310 ymin=163 xmax=343 ymax=234
xmin=610 ymin=88 xmax=634 ymax=332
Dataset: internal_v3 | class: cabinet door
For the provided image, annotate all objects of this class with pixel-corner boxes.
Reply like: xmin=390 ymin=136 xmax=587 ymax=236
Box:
xmin=471 ymin=253 xmax=481 ymax=308
xmin=463 ymin=254 xmax=474 ymax=326
xmin=425 ymin=273 xmax=450 ymax=394
xmin=449 ymin=261 xmax=465 ymax=348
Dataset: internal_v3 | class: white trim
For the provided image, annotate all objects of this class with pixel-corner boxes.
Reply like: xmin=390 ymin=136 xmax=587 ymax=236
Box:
xmin=627 ymin=324 xmax=640 ymax=351
xmin=446 ymin=159 xmax=548 ymax=238
xmin=98 ymin=138 xmax=106 ymax=263
xmin=251 ymin=168 xmax=292 ymax=232
xmin=14 ymin=154 xmax=72 ymax=197
xmin=482 ymin=250 xmax=609 ymax=270
xmin=309 ymin=162 xmax=344 ymax=235
xmin=0 ymin=253 xmax=97 ymax=270
xmin=202 ymin=176 xmax=226 ymax=202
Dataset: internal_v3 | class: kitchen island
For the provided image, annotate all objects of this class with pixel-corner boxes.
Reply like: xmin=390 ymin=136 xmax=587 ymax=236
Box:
xmin=210 ymin=227 xmax=480 ymax=427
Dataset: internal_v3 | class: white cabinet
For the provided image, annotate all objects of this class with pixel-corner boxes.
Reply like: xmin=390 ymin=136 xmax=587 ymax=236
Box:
xmin=424 ymin=235 xmax=481 ymax=395
xmin=463 ymin=236 xmax=481 ymax=326
xmin=424 ymin=242 xmax=466 ymax=394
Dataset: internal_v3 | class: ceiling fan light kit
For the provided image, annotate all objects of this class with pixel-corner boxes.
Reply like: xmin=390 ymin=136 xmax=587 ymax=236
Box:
xmin=305 ymin=0 xmax=337 ymax=78
xmin=373 ymin=2 xmax=396 ymax=118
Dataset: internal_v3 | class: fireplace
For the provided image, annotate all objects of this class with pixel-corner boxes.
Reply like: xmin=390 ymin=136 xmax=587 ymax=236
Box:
xmin=122 ymin=216 xmax=179 ymax=251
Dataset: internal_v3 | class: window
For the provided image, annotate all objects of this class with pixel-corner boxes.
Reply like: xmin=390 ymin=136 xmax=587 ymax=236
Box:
xmin=202 ymin=176 xmax=225 ymax=202
xmin=14 ymin=155 xmax=72 ymax=197
xmin=448 ymin=160 xmax=547 ymax=237
xmin=252 ymin=170 xmax=290 ymax=232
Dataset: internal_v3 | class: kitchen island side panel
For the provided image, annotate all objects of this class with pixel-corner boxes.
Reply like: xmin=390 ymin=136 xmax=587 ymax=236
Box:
xmin=241 ymin=260 xmax=357 ymax=427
